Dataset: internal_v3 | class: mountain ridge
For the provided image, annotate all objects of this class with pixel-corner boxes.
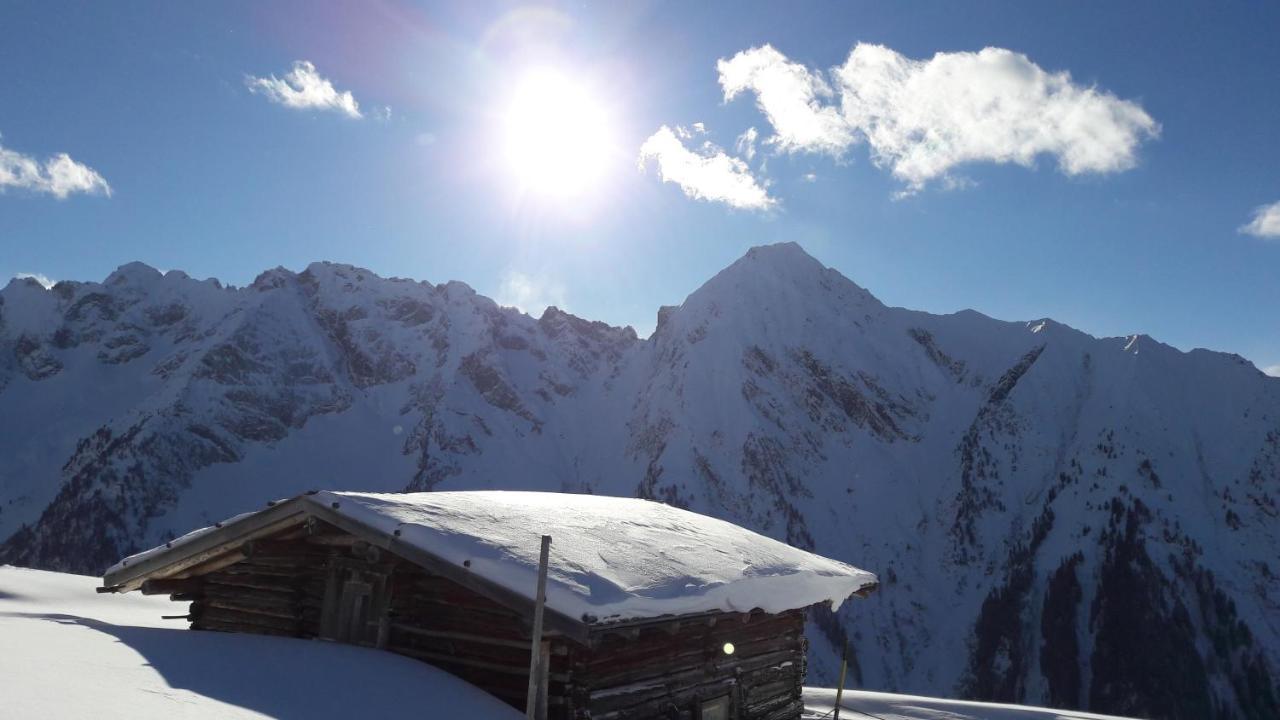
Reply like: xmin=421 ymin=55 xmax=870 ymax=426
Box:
xmin=1 ymin=242 xmax=1277 ymax=719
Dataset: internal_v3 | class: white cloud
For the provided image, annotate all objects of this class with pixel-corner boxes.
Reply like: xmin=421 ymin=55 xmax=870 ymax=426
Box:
xmin=1240 ymin=200 xmax=1280 ymax=239
xmin=713 ymin=43 xmax=1159 ymax=193
xmin=718 ymin=46 xmax=853 ymax=155
xmin=496 ymin=270 xmax=568 ymax=318
xmin=1264 ymin=365 xmax=1280 ymax=378
xmin=638 ymin=125 xmax=776 ymax=211
xmin=246 ymin=60 xmax=362 ymax=118
xmin=0 ymin=139 xmax=111 ymax=199
xmin=15 ymin=272 xmax=55 ymax=289
xmin=735 ymin=127 xmax=759 ymax=161
xmin=415 ymin=132 xmax=437 ymax=147
xmin=835 ymin=45 xmax=1159 ymax=190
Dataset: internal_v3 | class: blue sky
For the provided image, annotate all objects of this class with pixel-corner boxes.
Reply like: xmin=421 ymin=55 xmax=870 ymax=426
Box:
xmin=1 ymin=1 xmax=1277 ymax=372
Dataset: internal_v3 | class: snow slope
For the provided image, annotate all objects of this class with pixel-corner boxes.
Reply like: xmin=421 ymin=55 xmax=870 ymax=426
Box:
xmin=2 ymin=244 xmax=1277 ymax=718
xmin=0 ymin=566 xmax=521 ymax=719
xmin=801 ymin=688 xmax=1132 ymax=720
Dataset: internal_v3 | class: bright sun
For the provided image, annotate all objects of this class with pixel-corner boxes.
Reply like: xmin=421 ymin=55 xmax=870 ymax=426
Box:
xmin=503 ymin=69 xmax=613 ymax=199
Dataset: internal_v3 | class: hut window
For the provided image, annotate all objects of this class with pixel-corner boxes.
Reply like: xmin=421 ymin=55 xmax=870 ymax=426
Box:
xmin=699 ymin=696 xmax=731 ymax=720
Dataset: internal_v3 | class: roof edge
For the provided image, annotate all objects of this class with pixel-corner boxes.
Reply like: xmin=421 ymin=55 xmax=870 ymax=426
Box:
xmin=99 ymin=492 xmax=591 ymax=644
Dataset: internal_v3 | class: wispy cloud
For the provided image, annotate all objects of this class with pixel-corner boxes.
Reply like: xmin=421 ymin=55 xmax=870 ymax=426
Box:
xmin=719 ymin=46 xmax=853 ymax=155
xmin=14 ymin=272 xmax=55 ymax=289
xmin=496 ymin=270 xmax=568 ymax=318
xmin=735 ymin=127 xmax=759 ymax=162
xmin=0 ymin=138 xmax=111 ymax=199
xmin=1240 ymin=200 xmax=1280 ymax=239
xmin=246 ymin=61 xmax=362 ymax=118
xmin=702 ymin=43 xmax=1159 ymax=195
xmin=638 ymin=125 xmax=776 ymax=211
xmin=1264 ymin=365 xmax=1280 ymax=378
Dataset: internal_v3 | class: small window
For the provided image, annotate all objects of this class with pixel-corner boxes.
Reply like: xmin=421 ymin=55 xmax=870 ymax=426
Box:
xmin=700 ymin=696 xmax=731 ymax=720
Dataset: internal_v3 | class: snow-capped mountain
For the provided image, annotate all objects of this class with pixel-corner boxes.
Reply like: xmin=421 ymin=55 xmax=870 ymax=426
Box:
xmin=1 ymin=244 xmax=1276 ymax=719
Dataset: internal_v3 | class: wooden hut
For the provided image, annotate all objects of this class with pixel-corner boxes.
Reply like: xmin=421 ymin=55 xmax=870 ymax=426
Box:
xmin=100 ymin=491 xmax=877 ymax=720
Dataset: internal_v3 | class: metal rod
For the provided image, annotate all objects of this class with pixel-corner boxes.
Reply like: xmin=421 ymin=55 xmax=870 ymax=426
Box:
xmin=525 ymin=535 xmax=552 ymax=720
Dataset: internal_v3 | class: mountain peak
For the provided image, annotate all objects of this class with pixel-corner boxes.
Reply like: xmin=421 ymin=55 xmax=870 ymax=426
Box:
xmin=679 ymin=242 xmax=881 ymax=317
xmin=105 ymin=261 xmax=163 ymax=287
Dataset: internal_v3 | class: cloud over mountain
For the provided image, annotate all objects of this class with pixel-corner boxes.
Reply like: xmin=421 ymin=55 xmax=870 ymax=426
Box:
xmin=648 ymin=42 xmax=1159 ymax=199
xmin=0 ymin=138 xmax=111 ymax=199
xmin=639 ymin=125 xmax=776 ymax=210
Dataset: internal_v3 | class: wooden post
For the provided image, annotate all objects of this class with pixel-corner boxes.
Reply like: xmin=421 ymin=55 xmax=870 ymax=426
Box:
xmin=525 ymin=535 xmax=552 ymax=720
xmin=833 ymin=640 xmax=849 ymax=720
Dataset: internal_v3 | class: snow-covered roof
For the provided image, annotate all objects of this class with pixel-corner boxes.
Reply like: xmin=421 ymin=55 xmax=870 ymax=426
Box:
xmin=105 ymin=490 xmax=877 ymax=633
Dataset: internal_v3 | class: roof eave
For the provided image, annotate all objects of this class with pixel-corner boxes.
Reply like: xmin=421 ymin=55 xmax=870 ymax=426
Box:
xmin=101 ymin=498 xmax=311 ymax=592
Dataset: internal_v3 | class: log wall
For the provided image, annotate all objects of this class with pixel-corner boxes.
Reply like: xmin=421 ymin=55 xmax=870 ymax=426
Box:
xmin=165 ymin=523 xmax=808 ymax=720
xmin=581 ymin=610 xmax=807 ymax=720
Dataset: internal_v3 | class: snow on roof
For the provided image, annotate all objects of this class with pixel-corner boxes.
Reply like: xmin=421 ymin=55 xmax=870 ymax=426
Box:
xmin=325 ymin=490 xmax=877 ymax=624
xmin=109 ymin=490 xmax=877 ymax=626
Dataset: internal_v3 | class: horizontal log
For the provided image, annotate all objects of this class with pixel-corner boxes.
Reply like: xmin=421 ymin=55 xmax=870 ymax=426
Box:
xmin=581 ymin=635 xmax=802 ymax=688
xmin=141 ymin=578 xmax=204 ymax=595
xmin=585 ymin=647 xmax=801 ymax=697
xmin=388 ymin=644 xmax=570 ymax=683
xmin=193 ymin=619 xmax=298 ymax=638
xmin=205 ymin=598 xmax=300 ymax=621
xmin=199 ymin=606 xmax=299 ymax=633
xmin=203 ymin=582 xmax=296 ymax=603
xmin=389 ymin=623 xmax=537 ymax=651
xmin=203 ymin=573 xmax=301 ymax=593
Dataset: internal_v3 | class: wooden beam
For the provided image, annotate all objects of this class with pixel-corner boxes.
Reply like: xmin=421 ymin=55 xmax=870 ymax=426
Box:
xmin=140 ymin=578 xmax=204 ymax=595
xmin=525 ymin=535 xmax=551 ymax=720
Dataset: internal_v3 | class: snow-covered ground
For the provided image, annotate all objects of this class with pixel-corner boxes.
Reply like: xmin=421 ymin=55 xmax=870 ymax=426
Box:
xmin=1 ymin=566 xmax=1133 ymax=719
xmin=0 ymin=566 xmax=520 ymax=719
xmin=802 ymin=688 xmax=1133 ymax=720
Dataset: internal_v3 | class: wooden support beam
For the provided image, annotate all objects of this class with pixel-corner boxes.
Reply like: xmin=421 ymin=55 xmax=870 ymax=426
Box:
xmin=525 ymin=535 xmax=552 ymax=720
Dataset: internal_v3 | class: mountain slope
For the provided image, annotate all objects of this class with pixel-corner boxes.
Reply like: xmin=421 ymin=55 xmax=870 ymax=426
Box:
xmin=1 ymin=244 xmax=1277 ymax=719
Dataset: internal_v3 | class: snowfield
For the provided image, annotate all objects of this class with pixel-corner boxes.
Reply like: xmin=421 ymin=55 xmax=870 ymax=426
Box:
xmin=0 ymin=566 xmax=1133 ymax=719
xmin=801 ymin=688 xmax=1133 ymax=720
xmin=0 ymin=566 xmax=521 ymax=719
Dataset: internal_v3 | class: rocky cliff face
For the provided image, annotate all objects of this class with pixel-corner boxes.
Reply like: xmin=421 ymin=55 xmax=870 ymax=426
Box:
xmin=1 ymin=244 xmax=1277 ymax=718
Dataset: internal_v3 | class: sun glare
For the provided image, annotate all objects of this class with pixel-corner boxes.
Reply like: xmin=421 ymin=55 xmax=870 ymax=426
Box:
xmin=503 ymin=69 xmax=613 ymax=199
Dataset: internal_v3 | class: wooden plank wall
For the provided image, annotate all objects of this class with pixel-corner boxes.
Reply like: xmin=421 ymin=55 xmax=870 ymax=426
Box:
xmin=383 ymin=569 xmax=576 ymax=716
xmin=184 ymin=539 xmax=328 ymax=638
xmin=164 ymin=526 xmax=808 ymax=720
xmin=581 ymin=610 xmax=807 ymax=720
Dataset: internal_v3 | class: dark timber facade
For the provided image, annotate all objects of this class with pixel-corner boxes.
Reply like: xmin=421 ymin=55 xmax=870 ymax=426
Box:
xmin=102 ymin=497 xmax=824 ymax=719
